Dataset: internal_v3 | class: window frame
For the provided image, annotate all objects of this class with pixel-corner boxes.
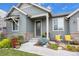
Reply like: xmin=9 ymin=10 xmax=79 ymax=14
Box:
xmin=52 ymin=17 xmax=64 ymax=31
xmin=12 ymin=20 xmax=19 ymax=32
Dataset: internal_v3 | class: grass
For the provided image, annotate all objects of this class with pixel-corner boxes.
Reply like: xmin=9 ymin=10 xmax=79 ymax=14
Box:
xmin=0 ymin=48 xmax=39 ymax=56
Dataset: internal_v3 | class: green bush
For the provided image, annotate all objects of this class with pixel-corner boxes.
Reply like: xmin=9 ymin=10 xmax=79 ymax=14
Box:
xmin=50 ymin=43 xmax=59 ymax=50
xmin=42 ymin=32 xmax=46 ymax=37
xmin=66 ymin=45 xmax=76 ymax=51
xmin=0 ymin=38 xmax=12 ymax=48
xmin=0 ymin=42 xmax=4 ymax=48
xmin=2 ymin=39 xmax=10 ymax=44
xmin=38 ymin=37 xmax=48 ymax=46
xmin=17 ymin=36 xmax=24 ymax=44
xmin=11 ymin=35 xmax=24 ymax=44
xmin=66 ymin=45 xmax=72 ymax=50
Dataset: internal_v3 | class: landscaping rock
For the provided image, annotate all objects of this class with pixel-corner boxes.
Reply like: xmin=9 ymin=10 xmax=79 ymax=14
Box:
xmin=58 ymin=47 xmax=63 ymax=50
xmin=49 ymin=41 xmax=56 ymax=44
xmin=59 ymin=43 xmax=66 ymax=48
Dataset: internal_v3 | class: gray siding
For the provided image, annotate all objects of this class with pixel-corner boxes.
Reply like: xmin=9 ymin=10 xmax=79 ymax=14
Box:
xmin=42 ymin=18 xmax=46 ymax=33
xmin=6 ymin=13 xmax=27 ymax=37
xmin=69 ymin=12 xmax=79 ymax=33
xmin=49 ymin=17 xmax=69 ymax=40
xmin=19 ymin=14 xmax=27 ymax=34
xmin=26 ymin=17 xmax=34 ymax=36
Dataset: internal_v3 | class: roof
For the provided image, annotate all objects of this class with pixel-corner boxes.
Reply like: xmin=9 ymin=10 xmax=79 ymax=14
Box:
xmin=52 ymin=12 xmax=71 ymax=18
xmin=67 ymin=8 xmax=79 ymax=18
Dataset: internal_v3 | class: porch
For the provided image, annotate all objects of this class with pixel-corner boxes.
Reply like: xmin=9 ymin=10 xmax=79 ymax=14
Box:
xmin=25 ymin=13 xmax=50 ymax=41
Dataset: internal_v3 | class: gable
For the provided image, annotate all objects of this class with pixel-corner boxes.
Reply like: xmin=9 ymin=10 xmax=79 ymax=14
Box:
xmin=7 ymin=6 xmax=27 ymax=17
xmin=18 ymin=3 xmax=49 ymax=16
xmin=10 ymin=8 xmax=19 ymax=15
xmin=6 ymin=3 xmax=51 ymax=18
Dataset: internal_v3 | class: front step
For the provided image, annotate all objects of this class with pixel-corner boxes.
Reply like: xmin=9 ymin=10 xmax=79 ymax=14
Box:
xmin=29 ymin=38 xmax=40 ymax=42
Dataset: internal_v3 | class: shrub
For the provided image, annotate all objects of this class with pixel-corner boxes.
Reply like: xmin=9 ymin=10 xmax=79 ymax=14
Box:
xmin=0 ymin=38 xmax=12 ymax=48
xmin=66 ymin=45 xmax=76 ymax=51
xmin=42 ymin=33 xmax=46 ymax=37
xmin=11 ymin=35 xmax=24 ymax=44
xmin=2 ymin=38 xmax=10 ymax=44
xmin=0 ymin=42 xmax=4 ymax=48
xmin=3 ymin=38 xmax=12 ymax=48
xmin=3 ymin=42 xmax=12 ymax=48
xmin=38 ymin=37 xmax=48 ymax=46
xmin=66 ymin=45 xmax=72 ymax=50
xmin=76 ymin=47 xmax=79 ymax=52
xmin=17 ymin=35 xmax=24 ymax=44
xmin=11 ymin=36 xmax=23 ymax=48
xmin=50 ymin=43 xmax=59 ymax=50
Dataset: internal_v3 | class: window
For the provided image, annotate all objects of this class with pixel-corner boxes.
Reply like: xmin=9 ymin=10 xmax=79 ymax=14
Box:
xmin=52 ymin=18 xmax=64 ymax=31
xmin=12 ymin=21 xmax=19 ymax=31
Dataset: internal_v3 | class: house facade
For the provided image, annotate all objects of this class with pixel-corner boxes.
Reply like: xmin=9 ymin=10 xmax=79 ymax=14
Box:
xmin=0 ymin=10 xmax=7 ymax=33
xmin=5 ymin=3 xmax=79 ymax=42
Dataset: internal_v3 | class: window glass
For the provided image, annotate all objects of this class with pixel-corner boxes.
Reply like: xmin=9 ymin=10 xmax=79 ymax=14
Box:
xmin=12 ymin=21 xmax=19 ymax=31
xmin=53 ymin=18 xmax=64 ymax=31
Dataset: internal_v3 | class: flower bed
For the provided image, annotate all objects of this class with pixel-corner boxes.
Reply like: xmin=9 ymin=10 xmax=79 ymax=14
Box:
xmin=64 ymin=44 xmax=79 ymax=52
xmin=47 ymin=41 xmax=79 ymax=52
xmin=47 ymin=42 xmax=59 ymax=50
xmin=0 ymin=32 xmax=24 ymax=49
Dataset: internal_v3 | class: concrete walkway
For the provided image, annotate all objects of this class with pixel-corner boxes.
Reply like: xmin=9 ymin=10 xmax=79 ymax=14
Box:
xmin=17 ymin=40 xmax=79 ymax=56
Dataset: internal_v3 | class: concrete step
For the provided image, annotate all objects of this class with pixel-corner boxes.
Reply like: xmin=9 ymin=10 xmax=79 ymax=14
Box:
xmin=29 ymin=38 xmax=40 ymax=42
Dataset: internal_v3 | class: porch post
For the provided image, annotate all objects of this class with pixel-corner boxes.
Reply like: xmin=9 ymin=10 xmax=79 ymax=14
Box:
xmin=46 ymin=13 xmax=49 ymax=40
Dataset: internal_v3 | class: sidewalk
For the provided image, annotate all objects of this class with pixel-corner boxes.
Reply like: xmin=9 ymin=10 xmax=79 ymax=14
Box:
xmin=17 ymin=41 xmax=79 ymax=56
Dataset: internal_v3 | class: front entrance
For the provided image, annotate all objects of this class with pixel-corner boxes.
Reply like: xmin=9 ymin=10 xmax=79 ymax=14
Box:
xmin=35 ymin=20 xmax=42 ymax=37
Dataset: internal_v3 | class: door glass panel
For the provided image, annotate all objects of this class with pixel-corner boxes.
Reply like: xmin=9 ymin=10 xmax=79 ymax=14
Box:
xmin=36 ymin=21 xmax=41 ymax=36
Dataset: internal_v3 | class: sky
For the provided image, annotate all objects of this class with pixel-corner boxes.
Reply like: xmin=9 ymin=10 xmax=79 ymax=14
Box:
xmin=0 ymin=3 xmax=79 ymax=14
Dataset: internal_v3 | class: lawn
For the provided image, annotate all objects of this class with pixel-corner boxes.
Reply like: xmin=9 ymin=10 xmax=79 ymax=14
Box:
xmin=0 ymin=49 xmax=39 ymax=56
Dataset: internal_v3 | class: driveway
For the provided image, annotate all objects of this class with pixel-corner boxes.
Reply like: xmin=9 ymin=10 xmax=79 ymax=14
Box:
xmin=17 ymin=40 xmax=79 ymax=56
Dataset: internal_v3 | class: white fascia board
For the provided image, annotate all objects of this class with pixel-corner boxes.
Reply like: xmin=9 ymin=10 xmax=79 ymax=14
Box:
xmin=67 ymin=8 xmax=79 ymax=18
xmin=13 ymin=6 xmax=27 ymax=15
xmin=6 ymin=5 xmax=27 ymax=17
xmin=6 ymin=6 xmax=13 ymax=17
xmin=31 ymin=13 xmax=48 ymax=18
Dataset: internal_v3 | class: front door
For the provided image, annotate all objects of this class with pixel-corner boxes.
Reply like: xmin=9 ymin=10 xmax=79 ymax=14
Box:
xmin=35 ymin=20 xmax=41 ymax=37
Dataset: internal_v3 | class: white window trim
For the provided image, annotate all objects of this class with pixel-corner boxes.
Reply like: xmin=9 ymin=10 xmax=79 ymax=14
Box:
xmin=52 ymin=18 xmax=64 ymax=31
xmin=11 ymin=20 xmax=19 ymax=32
